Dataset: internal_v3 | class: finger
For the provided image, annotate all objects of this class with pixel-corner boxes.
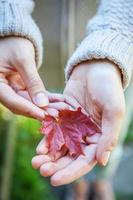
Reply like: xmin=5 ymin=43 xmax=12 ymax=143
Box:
xmin=0 ymin=63 xmax=14 ymax=75
xmin=36 ymin=137 xmax=48 ymax=155
xmin=17 ymin=90 xmax=31 ymax=101
xmin=50 ymin=144 xmax=97 ymax=186
xmin=47 ymin=92 xmax=65 ymax=102
xmin=32 ymin=155 xmax=51 ymax=169
xmin=86 ymin=133 xmax=101 ymax=144
xmin=48 ymin=102 xmax=70 ymax=110
xmin=17 ymin=90 xmax=51 ymax=115
xmin=18 ymin=90 xmax=49 ymax=116
xmin=64 ymin=95 xmax=81 ymax=109
xmin=49 ymin=146 xmax=68 ymax=161
xmin=16 ymin=59 xmax=49 ymax=107
xmin=0 ymin=82 xmax=45 ymax=120
xmin=33 ymin=147 xmax=67 ymax=171
xmin=40 ymin=156 xmax=72 ymax=177
xmin=64 ymin=95 xmax=88 ymax=114
xmin=18 ymin=92 xmax=71 ymax=112
xmin=96 ymin=106 xmax=125 ymax=166
xmin=45 ymin=108 xmax=59 ymax=118
xmin=48 ymin=92 xmax=75 ymax=110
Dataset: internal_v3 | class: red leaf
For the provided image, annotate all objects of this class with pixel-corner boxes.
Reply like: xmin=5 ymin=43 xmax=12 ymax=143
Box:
xmin=40 ymin=108 xmax=100 ymax=157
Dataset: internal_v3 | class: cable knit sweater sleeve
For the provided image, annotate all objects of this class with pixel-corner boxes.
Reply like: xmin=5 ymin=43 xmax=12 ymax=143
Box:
xmin=65 ymin=0 xmax=133 ymax=89
xmin=0 ymin=0 xmax=43 ymax=67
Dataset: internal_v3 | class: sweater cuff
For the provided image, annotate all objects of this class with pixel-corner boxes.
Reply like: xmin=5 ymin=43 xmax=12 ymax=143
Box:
xmin=65 ymin=30 xmax=133 ymax=89
xmin=0 ymin=0 xmax=43 ymax=68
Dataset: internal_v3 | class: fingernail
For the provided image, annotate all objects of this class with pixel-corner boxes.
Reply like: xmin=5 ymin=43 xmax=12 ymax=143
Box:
xmin=36 ymin=146 xmax=48 ymax=154
xmin=102 ymin=151 xmax=110 ymax=166
xmin=33 ymin=92 xmax=49 ymax=107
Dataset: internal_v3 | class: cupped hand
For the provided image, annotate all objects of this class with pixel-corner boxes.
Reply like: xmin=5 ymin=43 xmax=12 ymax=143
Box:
xmin=32 ymin=59 xmax=125 ymax=185
xmin=0 ymin=37 xmax=49 ymax=120
xmin=32 ymin=134 xmax=99 ymax=186
xmin=64 ymin=60 xmax=125 ymax=165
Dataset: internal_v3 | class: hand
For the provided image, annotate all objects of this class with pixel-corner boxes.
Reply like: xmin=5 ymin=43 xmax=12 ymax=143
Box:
xmin=32 ymin=60 xmax=125 ymax=186
xmin=64 ymin=60 xmax=125 ymax=165
xmin=32 ymin=134 xmax=99 ymax=186
xmin=0 ymin=37 xmax=49 ymax=120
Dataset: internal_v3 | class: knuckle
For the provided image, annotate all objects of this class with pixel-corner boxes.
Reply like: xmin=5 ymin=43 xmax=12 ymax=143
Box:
xmin=40 ymin=165 xmax=51 ymax=177
xmin=10 ymin=109 xmax=15 ymax=114
xmin=102 ymin=134 xmax=118 ymax=152
xmin=11 ymin=107 xmax=31 ymax=117
xmin=10 ymin=108 xmax=18 ymax=115
xmin=109 ymin=137 xmax=118 ymax=150
xmin=24 ymin=109 xmax=34 ymax=117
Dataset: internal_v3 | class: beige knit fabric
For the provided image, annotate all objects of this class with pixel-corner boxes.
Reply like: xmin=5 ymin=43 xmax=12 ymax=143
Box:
xmin=65 ymin=0 xmax=133 ymax=89
xmin=0 ymin=0 xmax=43 ymax=68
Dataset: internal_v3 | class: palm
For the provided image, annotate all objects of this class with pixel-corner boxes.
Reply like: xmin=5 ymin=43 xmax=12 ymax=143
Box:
xmin=32 ymin=60 xmax=125 ymax=186
xmin=64 ymin=67 xmax=101 ymax=126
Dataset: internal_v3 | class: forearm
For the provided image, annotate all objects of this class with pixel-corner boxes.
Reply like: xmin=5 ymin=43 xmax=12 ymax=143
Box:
xmin=0 ymin=0 xmax=43 ymax=67
xmin=65 ymin=0 xmax=133 ymax=89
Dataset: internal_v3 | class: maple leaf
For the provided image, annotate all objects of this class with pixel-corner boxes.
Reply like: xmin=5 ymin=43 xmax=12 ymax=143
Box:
xmin=40 ymin=108 xmax=100 ymax=157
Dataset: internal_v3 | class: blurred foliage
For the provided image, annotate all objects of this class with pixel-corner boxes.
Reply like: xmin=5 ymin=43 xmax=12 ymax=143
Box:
xmin=116 ymin=193 xmax=133 ymax=200
xmin=125 ymin=114 xmax=133 ymax=144
xmin=0 ymin=106 xmax=58 ymax=200
xmin=0 ymin=107 xmax=9 ymax=183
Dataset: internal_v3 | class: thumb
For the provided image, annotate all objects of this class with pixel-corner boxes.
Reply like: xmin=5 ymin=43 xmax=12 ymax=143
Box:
xmin=96 ymin=105 xmax=125 ymax=166
xmin=16 ymin=59 xmax=49 ymax=107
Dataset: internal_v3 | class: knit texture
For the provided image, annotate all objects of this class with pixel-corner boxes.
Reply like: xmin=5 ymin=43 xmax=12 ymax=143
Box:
xmin=0 ymin=0 xmax=43 ymax=68
xmin=65 ymin=0 xmax=133 ymax=89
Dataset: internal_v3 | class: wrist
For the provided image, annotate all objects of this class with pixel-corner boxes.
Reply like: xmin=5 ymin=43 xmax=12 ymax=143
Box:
xmin=70 ymin=59 xmax=123 ymax=88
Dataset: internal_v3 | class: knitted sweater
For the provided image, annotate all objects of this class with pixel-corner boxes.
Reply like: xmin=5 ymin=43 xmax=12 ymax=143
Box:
xmin=0 ymin=0 xmax=43 ymax=67
xmin=65 ymin=0 xmax=133 ymax=89
xmin=0 ymin=0 xmax=133 ymax=89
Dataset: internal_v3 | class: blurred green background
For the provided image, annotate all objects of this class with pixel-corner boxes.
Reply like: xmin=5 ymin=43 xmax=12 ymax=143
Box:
xmin=0 ymin=106 xmax=59 ymax=200
xmin=0 ymin=1 xmax=133 ymax=200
